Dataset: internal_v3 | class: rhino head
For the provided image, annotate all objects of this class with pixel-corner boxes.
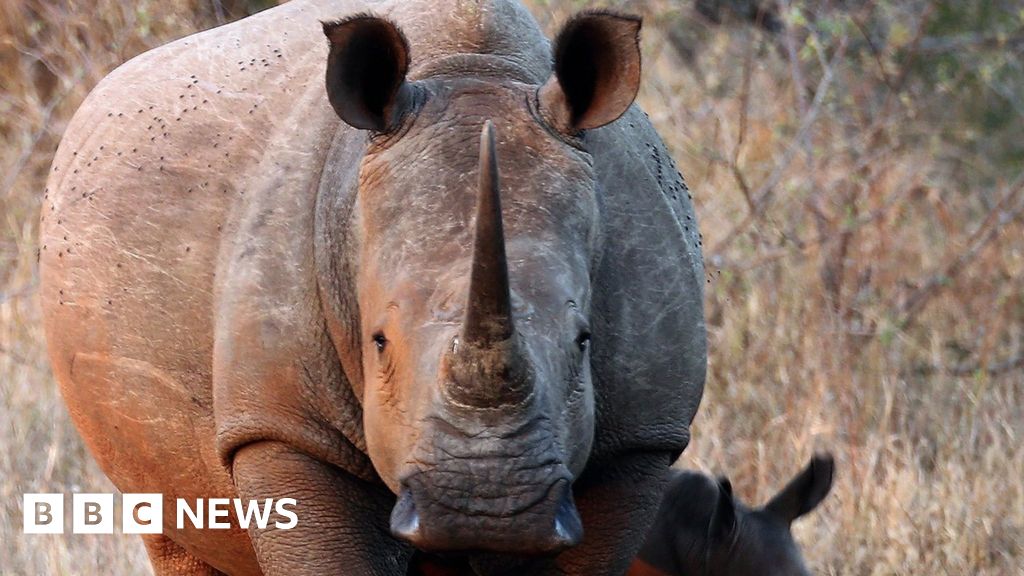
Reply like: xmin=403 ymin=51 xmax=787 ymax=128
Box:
xmin=631 ymin=454 xmax=836 ymax=576
xmin=318 ymin=10 xmax=643 ymax=554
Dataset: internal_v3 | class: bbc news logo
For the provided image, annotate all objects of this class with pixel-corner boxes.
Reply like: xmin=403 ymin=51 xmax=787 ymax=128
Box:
xmin=23 ymin=494 xmax=298 ymax=534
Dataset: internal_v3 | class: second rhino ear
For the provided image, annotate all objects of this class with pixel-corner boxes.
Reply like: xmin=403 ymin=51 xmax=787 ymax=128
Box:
xmin=707 ymin=477 xmax=737 ymax=543
xmin=764 ymin=452 xmax=835 ymax=524
xmin=323 ymin=14 xmax=416 ymax=132
xmin=538 ymin=10 xmax=642 ymax=133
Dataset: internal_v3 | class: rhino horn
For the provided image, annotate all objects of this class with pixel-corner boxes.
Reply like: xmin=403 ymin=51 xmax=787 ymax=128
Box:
xmin=463 ymin=120 xmax=513 ymax=346
xmin=443 ymin=122 xmax=531 ymax=409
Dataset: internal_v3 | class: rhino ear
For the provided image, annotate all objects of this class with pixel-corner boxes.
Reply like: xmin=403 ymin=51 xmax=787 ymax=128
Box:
xmin=538 ymin=10 xmax=642 ymax=133
xmin=707 ymin=477 xmax=737 ymax=543
xmin=323 ymin=14 xmax=415 ymax=132
xmin=763 ymin=452 xmax=835 ymax=524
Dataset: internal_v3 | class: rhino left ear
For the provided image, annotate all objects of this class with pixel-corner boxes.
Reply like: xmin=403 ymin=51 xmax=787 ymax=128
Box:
xmin=538 ymin=10 xmax=642 ymax=133
xmin=323 ymin=14 xmax=416 ymax=132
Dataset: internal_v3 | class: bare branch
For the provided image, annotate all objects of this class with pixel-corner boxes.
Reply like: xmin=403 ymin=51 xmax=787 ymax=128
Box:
xmin=710 ymin=32 xmax=849 ymax=258
xmin=897 ymin=171 xmax=1024 ymax=329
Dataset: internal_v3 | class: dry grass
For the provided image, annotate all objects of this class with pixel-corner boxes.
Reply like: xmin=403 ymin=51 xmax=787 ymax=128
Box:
xmin=2 ymin=1 xmax=1022 ymax=574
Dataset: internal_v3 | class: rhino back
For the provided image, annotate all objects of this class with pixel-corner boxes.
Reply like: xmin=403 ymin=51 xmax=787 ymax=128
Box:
xmin=40 ymin=0 xmax=358 ymax=398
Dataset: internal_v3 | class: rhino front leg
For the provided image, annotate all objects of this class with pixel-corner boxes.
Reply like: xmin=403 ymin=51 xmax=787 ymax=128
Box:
xmin=232 ymin=441 xmax=413 ymax=576
xmin=555 ymin=452 xmax=673 ymax=576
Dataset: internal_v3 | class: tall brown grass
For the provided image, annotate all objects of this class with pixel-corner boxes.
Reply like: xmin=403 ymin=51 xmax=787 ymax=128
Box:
xmin=2 ymin=1 xmax=1021 ymax=574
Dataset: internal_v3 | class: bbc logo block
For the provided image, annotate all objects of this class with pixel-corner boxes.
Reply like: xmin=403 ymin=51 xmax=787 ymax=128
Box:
xmin=73 ymin=493 xmax=114 ymax=533
xmin=123 ymin=493 xmax=163 ymax=534
xmin=23 ymin=494 xmax=63 ymax=534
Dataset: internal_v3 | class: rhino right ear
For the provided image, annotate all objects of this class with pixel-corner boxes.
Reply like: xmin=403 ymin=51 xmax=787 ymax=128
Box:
xmin=323 ymin=15 xmax=415 ymax=132
xmin=538 ymin=10 xmax=642 ymax=134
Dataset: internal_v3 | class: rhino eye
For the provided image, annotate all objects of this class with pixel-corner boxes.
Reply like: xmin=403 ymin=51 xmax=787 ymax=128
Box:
xmin=372 ymin=332 xmax=388 ymax=352
xmin=576 ymin=331 xmax=591 ymax=353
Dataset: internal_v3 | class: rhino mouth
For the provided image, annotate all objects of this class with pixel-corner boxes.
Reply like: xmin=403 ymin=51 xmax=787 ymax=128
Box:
xmin=390 ymin=473 xmax=581 ymax=554
xmin=389 ymin=415 xmax=582 ymax=553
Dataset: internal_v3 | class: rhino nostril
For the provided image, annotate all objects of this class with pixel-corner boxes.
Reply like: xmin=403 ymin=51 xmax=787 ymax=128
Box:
xmin=390 ymin=488 xmax=420 ymax=542
xmin=554 ymin=515 xmax=576 ymax=544
xmin=552 ymin=482 xmax=583 ymax=548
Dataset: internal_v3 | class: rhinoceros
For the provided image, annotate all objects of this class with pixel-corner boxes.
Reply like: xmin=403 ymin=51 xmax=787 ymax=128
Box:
xmin=39 ymin=1 xmax=706 ymax=574
xmin=627 ymin=454 xmax=835 ymax=576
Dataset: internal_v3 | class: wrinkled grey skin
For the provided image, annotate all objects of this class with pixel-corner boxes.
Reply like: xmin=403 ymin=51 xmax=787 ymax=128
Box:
xmin=632 ymin=454 xmax=835 ymax=576
xmin=39 ymin=1 xmax=705 ymax=575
